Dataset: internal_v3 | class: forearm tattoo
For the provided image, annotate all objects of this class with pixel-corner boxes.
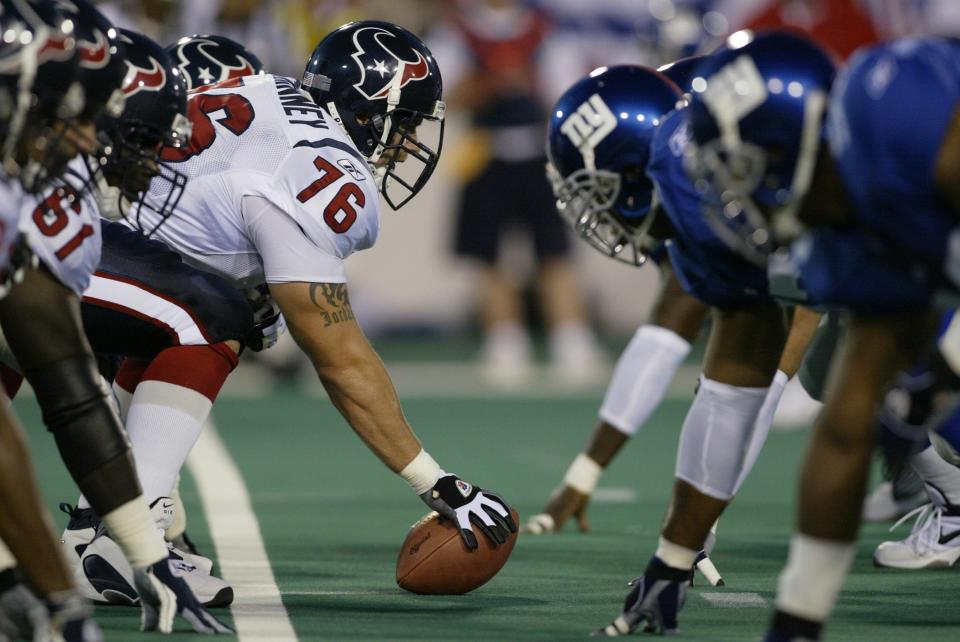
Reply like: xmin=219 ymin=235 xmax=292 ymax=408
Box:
xmin=308 ymin=283 xmax=356 ymax=328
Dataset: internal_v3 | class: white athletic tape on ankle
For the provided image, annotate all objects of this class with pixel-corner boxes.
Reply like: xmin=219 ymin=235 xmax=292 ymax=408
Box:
xmin=101 ymin=496 xmax=168 ymax=568
xmin=563 ymin=454 xmax=602 ymax=495
xmin=656 ymin=536 xmax=698 ymax=570
xmin=400 ymin=450 xmax=444 ymax=495
xmin=599 ymin=325 xmax=691 ymax=436
xmin=775 ymin=534 xmax=855 ymax=621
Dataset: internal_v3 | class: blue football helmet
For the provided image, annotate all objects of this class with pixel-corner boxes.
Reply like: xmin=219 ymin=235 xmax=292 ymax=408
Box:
xmin=546 ymin=65 xmax=681 ymax=266
xmin=658 ymin=56 xmax=706 ymax=95
xmin=685 ymin=30 xmax=836 ymax=266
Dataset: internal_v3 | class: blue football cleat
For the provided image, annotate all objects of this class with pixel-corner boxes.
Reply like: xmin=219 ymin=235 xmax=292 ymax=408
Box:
xmin=592 ymin=557 xmax=690 ymax=636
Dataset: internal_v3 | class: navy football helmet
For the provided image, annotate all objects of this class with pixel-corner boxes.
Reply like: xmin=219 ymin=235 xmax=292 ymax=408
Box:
xmin=0 ymin=0 xmax=87 ymax=190
xmin=686 ymin=31 xmax=836 ymax=266
xmin=302 ymin=20 xmax=444 ymax=209
xmin=546 ymin=65 xmax=681 ymax=266
xmin=167 ymin=34 xmax=264 ymax=91
xmin=96 ymin=29 xmax=190 ymax=232
xmin=58 ymin=0 xmax=126 ymax=122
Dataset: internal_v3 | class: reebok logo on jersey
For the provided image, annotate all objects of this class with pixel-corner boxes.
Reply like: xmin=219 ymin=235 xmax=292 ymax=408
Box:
xmin=559 ymin=94 xmax=617 ymax=170
xmin=350 ymin=26 xmax=430 ymax=101
xmin=337 ymin=158 xmax=366 ymax=181
xmin=456 ymin=479 xmax=472 ymax=498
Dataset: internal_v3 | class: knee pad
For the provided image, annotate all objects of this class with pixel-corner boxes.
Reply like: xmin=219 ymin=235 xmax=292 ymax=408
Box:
xmin=675 ymin=376 xmax=770 ymax=500
xmin=25 ymin=356 xmax=136 ymax=499
xmin=599 ymin=325 xmax=691 ymax=435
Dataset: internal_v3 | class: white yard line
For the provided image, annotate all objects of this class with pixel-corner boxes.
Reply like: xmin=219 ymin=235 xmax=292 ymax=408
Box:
xmin=699 ymin=592 xmax=768 ymax=608
xmin=187 ymin=419 xmax=298 ymax=642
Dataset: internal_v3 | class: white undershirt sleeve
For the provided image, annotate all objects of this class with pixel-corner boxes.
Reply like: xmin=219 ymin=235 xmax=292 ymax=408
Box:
xmin=241 ymin=194 xmax=346 ymax=284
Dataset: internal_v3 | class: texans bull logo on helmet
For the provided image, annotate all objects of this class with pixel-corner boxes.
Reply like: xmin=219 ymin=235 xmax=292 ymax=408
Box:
xmin=122 ymin=57 xmax=165 ymax=97
xmin=173 ymin=37 xmax=257 ymax=89
xmin=77 ymin=27 xmax=110 ymax=70
xmin=350 ymin=26 xmax=429 ymax=101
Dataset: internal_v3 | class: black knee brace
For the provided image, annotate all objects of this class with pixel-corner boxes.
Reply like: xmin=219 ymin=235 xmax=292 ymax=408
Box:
xmin=25 ymin=355 xmax=141 ymax=512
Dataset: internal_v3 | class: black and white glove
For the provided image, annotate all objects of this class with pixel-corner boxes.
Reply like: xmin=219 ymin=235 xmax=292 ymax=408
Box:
xmin=419 ymin=474 xmax=516 ymax=550
xmin=134 ymin=557 xmax=233 ymax=635
xmin=244 ymin=285 xmax=285 ymax=352
xmin=43 ymin=589 xmax=103 ymax=642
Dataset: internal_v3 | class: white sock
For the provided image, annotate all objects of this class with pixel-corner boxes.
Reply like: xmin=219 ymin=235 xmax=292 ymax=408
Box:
xmin=733 ymin=370 xmax=789 ymax=494
xmin=126 ymin=380 xmax=212 ymax=503
xmin=776 ymin=534 xmax=855 ymax=621
xmin=911 ymin=444 xmax=960 ymax=507
xmin=599 ymin=325 xmax=691 ymax=435
xmin=112 ymin=381 xmax=134 ymax=422
xmin=549 ymin=321 xmax=602 ymax=361
xmin=101 ymin=496 xmax=167 ymax=568
xmin=655 ymin=537 xmax=697 ymax=570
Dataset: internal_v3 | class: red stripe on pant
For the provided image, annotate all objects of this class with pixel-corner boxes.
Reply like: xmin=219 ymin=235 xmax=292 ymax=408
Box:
xmin=118 ymin=343 xmax=239 ymax=403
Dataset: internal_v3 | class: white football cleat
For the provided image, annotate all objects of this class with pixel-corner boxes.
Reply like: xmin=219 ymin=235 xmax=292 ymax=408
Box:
xmin=59 ymin=503 xmax=100 ymax=566
xmin=862 ymin=481 xmax=927 ymax=523
xmin=874 ymin=503 xmax=960 ymax=569
xmin=76 ymin=530 xmax=233 ymax=607
xmin=61 ymin=500 xmax=214 ymax=577
xmin=150 ymin=498 xmax=214 ymax=575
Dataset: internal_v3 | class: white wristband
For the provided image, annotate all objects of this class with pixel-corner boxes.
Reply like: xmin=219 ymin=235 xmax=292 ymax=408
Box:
xmin=563 ymin=453 xmax=602 ymax=495
xmin=399 ymin=450 xmax=444 ymax=495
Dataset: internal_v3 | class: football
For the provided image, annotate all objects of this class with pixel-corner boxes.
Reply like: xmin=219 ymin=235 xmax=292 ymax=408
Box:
xmin=396 ymin=508 xmax=520 ymax=594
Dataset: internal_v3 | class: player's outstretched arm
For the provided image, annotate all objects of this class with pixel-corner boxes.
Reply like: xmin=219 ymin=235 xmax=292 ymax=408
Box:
xmin=271 ymin=281 xmax=517 ymax=548
xmin=271 ymin=280 xmax=422 ymax=471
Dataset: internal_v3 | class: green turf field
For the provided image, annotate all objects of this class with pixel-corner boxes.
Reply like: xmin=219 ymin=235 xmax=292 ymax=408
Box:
xmin=14 ymin=382 xmax=960 ymax=641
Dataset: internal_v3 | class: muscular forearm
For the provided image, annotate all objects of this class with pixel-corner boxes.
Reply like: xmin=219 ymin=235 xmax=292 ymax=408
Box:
xmin=313 ymin=347 xmax=422 ymax=472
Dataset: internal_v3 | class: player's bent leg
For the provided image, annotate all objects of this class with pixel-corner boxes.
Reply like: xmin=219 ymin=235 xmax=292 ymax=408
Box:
xmin=597 ymin=303 xmax=786 ymax=636
xmin=524 ymin=267 xmax=706 ymax=535
xmin=0 ymin=266 xmax=167 ymax=569
xmin=767 ymin=312 xmax=929 ymax=641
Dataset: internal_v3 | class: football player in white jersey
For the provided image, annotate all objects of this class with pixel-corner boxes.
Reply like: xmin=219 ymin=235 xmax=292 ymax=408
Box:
xmin=0 ymin=1 xmax=231 ymax=635
xmin=103 ymin=20 xmax=517 ymax=560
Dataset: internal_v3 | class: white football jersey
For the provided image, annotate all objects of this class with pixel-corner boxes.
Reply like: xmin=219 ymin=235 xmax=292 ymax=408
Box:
xmin=136 ymin=74 xmax=381 ymax=289
xmin=0 ymin=170 xmax=24 ymax=274
xmin=20 ymin=157 xmax=102 ymax=295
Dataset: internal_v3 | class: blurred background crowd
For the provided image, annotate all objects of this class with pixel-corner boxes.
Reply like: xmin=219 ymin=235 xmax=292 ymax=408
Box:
xmin=93 ymin=0 xmax=960 ymax=391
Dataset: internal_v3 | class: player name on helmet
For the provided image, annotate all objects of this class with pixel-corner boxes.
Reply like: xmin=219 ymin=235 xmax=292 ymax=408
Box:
xmin=274 ymin=76 xmax=328 ymax=130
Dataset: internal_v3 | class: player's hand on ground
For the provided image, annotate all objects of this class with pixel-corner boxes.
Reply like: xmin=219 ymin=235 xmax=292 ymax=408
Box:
xmin=419 ymin=474 xmax=517 ymax=550
xmin=522 ymin=484 xmax=592 ymax=534
xmin=43 ymin=590 xmax=103 ymax=642
xmin=134 ymin=557 xmax=234 ymax=635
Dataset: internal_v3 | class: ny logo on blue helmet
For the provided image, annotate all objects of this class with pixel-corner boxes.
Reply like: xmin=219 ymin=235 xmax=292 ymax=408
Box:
xmin=547 ymin=65 xmax=681 ymax=266
xmin=686 ymin=30 xmax=836 ymax=267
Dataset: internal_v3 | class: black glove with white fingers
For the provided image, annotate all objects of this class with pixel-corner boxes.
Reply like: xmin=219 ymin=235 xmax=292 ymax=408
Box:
xmin=244 ymin=285 xmax=285 ymax=352
xmin=419 ymin=474 xmax=517 ymax=550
